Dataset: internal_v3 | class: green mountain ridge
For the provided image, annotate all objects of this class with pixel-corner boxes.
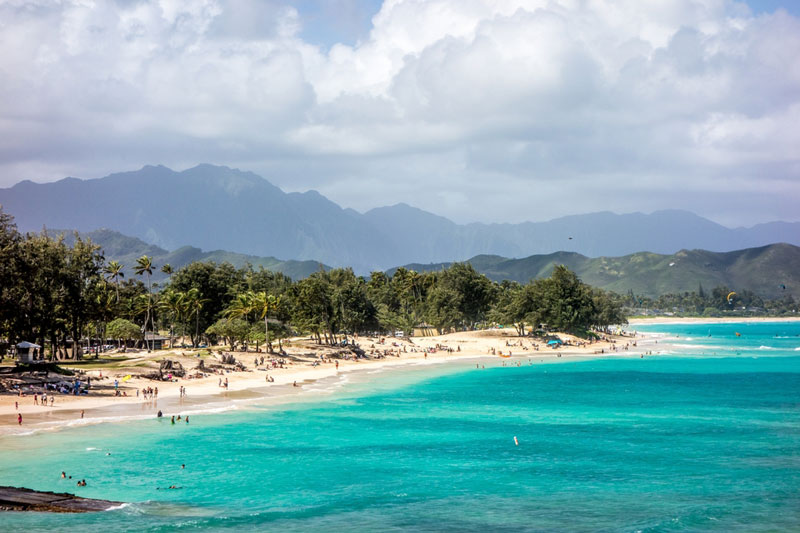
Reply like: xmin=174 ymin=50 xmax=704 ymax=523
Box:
xmin=394 ymin=244 xmax=800 ymax=299
xmin=52 ymin=227 xmax=799 ymax=299
xmin=53 ymin=228 xmax=327 ymax=282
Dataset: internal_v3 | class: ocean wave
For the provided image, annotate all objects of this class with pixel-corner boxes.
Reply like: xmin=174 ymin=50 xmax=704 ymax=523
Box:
xmin=758 ymin=346 xmax=775 ymax=350
xmin=673 ymin=344 xmax=727 ymax=350
xmin=105 ymin=502 xmax=131 ymax=512
xmin=177 ymin=404 xmax=239 ymax=416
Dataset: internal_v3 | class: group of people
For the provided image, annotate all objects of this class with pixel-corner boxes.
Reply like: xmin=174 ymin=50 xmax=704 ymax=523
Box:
xmin=33 ymin=392 xmax=55 ymax=407
xmin=141 ymin=386 xmax=159 ymax=400
xmin=170 ymin=414 xmax=189 ymax=424
xmin=61 ymin=471 xmax=86 ymax=486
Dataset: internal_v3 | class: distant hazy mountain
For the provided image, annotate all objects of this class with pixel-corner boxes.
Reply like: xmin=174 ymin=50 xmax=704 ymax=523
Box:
xmin=393 ymin=243 xmax=800 ymax=299
xmin=2 ymin=164 xmax=799 ymax=272
xmin=55 ymin=228 xmax=327 ymax=282
xmin=50 ymin=227 xmax=800 ymax=298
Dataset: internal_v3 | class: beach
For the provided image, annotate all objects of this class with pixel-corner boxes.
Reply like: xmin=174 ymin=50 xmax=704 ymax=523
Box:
xmin=629 ymin=316 xmax=800 ymax=325
xmin=1 ymin=328 xmax=642 ymax=434
xmin=2 ymin=319 xmax=799 ymax=531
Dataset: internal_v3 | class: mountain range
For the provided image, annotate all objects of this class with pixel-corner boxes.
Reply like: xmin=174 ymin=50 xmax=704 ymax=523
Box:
xmin=394 ymin=244 xmax=799 ymax=299
xmin=46 ymin=228 xmax=800 ymax=300
xmin=54 ymin=229 xmax=326 ymax=282
xmin=2 ymin=164 xmax=799 ymax=273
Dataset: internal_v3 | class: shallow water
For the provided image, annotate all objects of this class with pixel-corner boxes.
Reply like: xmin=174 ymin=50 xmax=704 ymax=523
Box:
xmin=1 ymin=321 xmax=799 ymax=531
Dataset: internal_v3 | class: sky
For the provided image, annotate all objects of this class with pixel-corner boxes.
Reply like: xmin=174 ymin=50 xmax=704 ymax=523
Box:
xmin=1 ymin=0 xmax=798 ymax=227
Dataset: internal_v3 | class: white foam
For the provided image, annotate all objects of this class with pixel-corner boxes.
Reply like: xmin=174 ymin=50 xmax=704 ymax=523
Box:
xmin=758 ymin=346 xmax=775 ymax=350
xmin=673 ymin=344 xmax=727 ymax=350
xmin=105 ymin=502 xmax=131 ymax=511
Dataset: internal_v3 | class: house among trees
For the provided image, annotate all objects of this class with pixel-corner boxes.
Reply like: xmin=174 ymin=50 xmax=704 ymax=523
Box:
xmin=413 ymin=323 xmax=439 ymax=337
xmin=144 ymin=333 xmax=169 ymax=351
xmin=15 ymin=341 xmax=43 ymax=364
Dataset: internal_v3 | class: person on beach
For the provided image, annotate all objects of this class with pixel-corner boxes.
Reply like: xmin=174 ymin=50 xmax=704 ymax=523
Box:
xmin=18 ymin=413 xmax=22 ymax=425
xmin=33 ymin=393 xmax=38 ymax=405
xmin=185 ymin=416 xmax=189 ymax=424
xmin=157 ymin=410 xmax=163 ymax=418
xmin=171 ymin=416 xmax=175 ymax=425
xmin=81 ymin=410 xmax=84 ymax=419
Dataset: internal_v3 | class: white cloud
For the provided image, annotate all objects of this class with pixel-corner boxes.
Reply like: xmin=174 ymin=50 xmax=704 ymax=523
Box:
xmin=0 ymin=0 xmax=798 ymax=226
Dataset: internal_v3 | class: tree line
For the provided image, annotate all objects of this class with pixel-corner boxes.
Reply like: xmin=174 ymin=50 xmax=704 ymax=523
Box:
xmin=1 ymin=208 xmax=625 ymax=359
xmin=618 ymin=284 xmax=797 ymax=317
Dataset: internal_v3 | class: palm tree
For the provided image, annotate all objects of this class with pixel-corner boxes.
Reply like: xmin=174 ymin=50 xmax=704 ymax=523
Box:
xmin=130 ymin=294 xmax=151 ymax=348
xmin=134 ymin=255 xmax=155 ymax=351
xmin=161 ymin=263 xmax=173 ymax=278
xmin=185 ymin=288 xmax=208 ymax=348
xmin=104 ymin=260 xmax=125 ymax=303
xmin=252 ymin=291 xmax=281 ymax=353
xmin=159 ymin=289 xmax=185 ymax=350
xmin=94 ymin=289 xmax=117 ymax=351
xmin=226 ymin=291 xmax=254 ymax=351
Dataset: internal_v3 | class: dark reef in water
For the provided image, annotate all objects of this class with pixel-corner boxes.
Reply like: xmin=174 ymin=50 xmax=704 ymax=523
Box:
xmin=0 ymin=486 xmax=123 ymax=513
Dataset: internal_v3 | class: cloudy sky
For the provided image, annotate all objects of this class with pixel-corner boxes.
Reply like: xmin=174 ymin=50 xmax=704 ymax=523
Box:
xmin=1 ymin=0 xmax=798 ymax=226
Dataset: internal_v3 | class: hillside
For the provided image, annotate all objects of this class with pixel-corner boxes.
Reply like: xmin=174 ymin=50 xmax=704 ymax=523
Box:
xmin=394 ymin=244 xmax=800 ymax=299
xmin=38 ymin=226 xmax=800 ymax=298
xmin=2 ymin=164 xmax=799 ymax=272
xmin=54 ymin=228 xmax=326 ymax=282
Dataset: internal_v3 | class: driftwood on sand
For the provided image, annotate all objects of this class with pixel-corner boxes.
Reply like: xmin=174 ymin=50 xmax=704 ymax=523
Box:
xmin=159 ymin=359 xmax=185 ymax=378
xmin=0 ymin=486 xmax=124 ymax=513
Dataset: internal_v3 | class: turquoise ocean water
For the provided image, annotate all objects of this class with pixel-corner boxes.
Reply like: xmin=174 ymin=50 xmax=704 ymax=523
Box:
xmin=1 ymin=321 xmax=799 ymax=531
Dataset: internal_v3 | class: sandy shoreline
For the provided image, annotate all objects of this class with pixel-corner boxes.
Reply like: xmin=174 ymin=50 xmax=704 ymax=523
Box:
xmin=1 ymin=329 xmax=648 ymax=435
xmin=629 ymin=316 xmax=800 ymax=325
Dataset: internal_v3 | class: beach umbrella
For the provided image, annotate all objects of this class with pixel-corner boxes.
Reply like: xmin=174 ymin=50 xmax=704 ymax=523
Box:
xmin=547 ymin=340 xmax=561 ymax=346
xmin=122 ymin=375 xmax=132 ymax=382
